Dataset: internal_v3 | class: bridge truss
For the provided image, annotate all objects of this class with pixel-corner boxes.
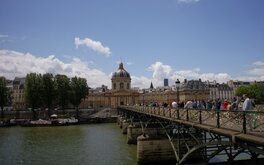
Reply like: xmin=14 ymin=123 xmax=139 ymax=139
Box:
xmin=118 ymin=106 xmax=264 ymax=164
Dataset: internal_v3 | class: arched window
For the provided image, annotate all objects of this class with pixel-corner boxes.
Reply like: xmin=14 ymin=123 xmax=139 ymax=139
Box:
xmin=127 ymin=83 xmax=130 ymax=89
xmin=113 ymin=83 xmax=116 ymax=90
xmin=120 ymin=83 xmax=124 ymax=89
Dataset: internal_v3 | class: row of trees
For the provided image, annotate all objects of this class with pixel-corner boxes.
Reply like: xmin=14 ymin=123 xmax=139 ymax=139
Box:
xmin=235 ymin=83 xmax=264 ymax=104
xmin=0 ymin=77 xmax=12 ymax=119
xmin=25 ymin=73 xmax=89 ymax=119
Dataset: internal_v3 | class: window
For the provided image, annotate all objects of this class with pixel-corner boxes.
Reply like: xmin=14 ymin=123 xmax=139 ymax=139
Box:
xmin=127 ymin=83 xmax=130 ymax=89
xmin=120 ymin=83 xmax=124 ymax=89
xmin=113 ymin=83 xmax=116 ymax=90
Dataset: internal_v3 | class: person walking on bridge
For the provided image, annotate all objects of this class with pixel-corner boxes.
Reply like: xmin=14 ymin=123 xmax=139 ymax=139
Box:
xmin=184 ymin=100 xmax=193 ymax=109
xmin=242 ymin=94 xmax=255 ymax=131
xmin=242 ymin=94 xmax=253 ymax=111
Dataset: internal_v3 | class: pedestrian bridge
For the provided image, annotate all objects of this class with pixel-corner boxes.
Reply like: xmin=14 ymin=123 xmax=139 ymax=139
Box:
xmin=118 ymin=105 xmax=264 ymax=164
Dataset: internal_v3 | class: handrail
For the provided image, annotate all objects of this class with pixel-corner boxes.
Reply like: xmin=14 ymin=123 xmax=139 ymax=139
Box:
xmin=119 ymin=105 xmax=264 ymax=136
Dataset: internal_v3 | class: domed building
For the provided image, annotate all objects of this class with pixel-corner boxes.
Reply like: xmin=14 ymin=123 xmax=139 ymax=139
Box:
xmin=80 ymin=63 xmax=139 ymax=108
xmin=105 ymin=63 xmax=139 ymax=107
xmin=111 ymin=63 xmax=131 ymax=91
xmin=80 ymin=63 xmax=210 ymax=109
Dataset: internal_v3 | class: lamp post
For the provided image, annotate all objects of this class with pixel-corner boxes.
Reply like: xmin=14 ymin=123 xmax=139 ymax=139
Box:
xmin=142 ymin=89 xmax=145 ymax=107
xmin=142 ymin=89 xmax=145 ymax=111
xmin=175 ymin=79 xmax=180 ymax=103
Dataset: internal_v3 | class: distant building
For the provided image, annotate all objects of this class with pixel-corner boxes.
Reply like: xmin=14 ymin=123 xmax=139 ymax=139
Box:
xmin=180 ymin=79 xmax=210 ymax=102
xmin=150 ymin=82 xmax=154 ymax=90
xmin=164 ymin=78 xmax=169 ymax=87
xmin=80 ymin=63 xmax=139 ymax=108
xmin=206 ymin=81 xmax=234 ymax=101
xmin=12 ymin=77 xmax=26 ymax=110
xmin=81 ymin=63 xmax=211 ymax=108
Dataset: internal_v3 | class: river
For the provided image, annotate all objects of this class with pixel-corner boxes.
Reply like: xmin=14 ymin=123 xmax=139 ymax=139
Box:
xmin=1 ymin=124 xmax=260 ymax=165
xmin=0 ymin=124 xmax=139 ymax=165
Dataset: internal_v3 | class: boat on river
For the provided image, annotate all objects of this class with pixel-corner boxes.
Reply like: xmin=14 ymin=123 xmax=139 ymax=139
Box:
xmin=21 ymin=118 xmax=78 ymax=127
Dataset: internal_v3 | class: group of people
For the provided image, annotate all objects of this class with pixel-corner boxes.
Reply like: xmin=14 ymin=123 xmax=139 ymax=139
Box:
xmin=140 ymin=94 xmax=255 ymax=111
xmin=169 ymin=94 xmax=255 ymax=111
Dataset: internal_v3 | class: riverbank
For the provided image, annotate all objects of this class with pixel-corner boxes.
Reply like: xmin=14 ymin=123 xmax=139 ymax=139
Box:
xmin=0 ymin=108 xmax=118 ymax=127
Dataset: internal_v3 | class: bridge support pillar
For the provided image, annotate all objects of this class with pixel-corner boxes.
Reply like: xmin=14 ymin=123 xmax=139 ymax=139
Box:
xmin=117 ymin=116 xmax=125 ymax=127
xmin=121 ymin=120 xmax=130 ymax=134
xmin=137 ymin=135 xmax=176 ymax=164
xmin=127 ymin=125 xmax=169 ymax=144
xmin=127 ymin=124 xmax=142 ymax=144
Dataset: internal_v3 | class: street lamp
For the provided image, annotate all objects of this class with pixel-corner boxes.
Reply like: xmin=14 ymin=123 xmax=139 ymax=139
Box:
xmin=142 ymin=89 xmax=145 ymax=106
xmin=175 ymin=79 xmax=180 ymax=103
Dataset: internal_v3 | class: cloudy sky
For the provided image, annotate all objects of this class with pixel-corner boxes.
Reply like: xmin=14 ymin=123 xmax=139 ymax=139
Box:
xmin=0 ymin=0 xmax=264 ymax=88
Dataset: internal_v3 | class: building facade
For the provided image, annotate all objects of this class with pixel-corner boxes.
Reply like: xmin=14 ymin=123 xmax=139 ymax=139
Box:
xmin=12 ymin=77 xmax=26 ymax=110
xmin=81 ymin=63 xmax=211 ymax=108
xmin=80 ymin=63 xmax=139 ymax=108
xmin=206 ymin=81 xmax=235 ymax=101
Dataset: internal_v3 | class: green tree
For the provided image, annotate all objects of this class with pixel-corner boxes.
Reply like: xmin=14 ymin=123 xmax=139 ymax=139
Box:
xmin=236 ymin=83 xmax=264 ymax=104
xmin=0 ymin=77 xmax=11 ymax=119
xmin=25 ymin=73 xmax=43 ymax=119
xmin=235 ymin=86 xmax=251 ymax=97
xmin=42 ymin=73 xmax=56 ymax=117
xmin=55 ymin=74 xmax=70 ymax=113
xmin=69 ymin=77 xmax=88 ymax=118
xmin=255 ymin=84 xmax=264 ymax=104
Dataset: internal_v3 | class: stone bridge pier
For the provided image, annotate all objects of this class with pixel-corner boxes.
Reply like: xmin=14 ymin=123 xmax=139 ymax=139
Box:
xmin=117 ymin=115 xmax=202 ymax=164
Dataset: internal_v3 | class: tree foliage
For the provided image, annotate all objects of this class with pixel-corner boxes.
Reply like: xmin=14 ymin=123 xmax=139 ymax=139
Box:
xmin=235 ymin=83 xmax=264 ymax=104
xmin=24 ymin=73 xmax=89 ymax=119
xmin=0 ymin=77 xmax=11 ymax=119
xmin=25 ymin=73 xmax=43 ymax=119
xmin=69 ymin=77 xmax=88 ymax=118
xmin=55 ymin=74 xmax=70 ymax=112
xmin=42 ymin=73 xmax=56 ymax=116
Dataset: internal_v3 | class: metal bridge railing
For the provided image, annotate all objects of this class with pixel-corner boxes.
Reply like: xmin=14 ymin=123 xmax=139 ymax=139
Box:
xmin=121 ymin=106 xmax=264 ymax=136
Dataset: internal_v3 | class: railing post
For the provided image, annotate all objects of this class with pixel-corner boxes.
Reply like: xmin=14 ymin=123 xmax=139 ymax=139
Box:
xmin=199 ymin=109 xmax=202 ymax=124
xmin=243 ymin=111 xmax=247 ymax=134
xmin=217 ymin=110 xmax=220 ymax=128
xmin=186 ymin=109 xmax=189 ymax=121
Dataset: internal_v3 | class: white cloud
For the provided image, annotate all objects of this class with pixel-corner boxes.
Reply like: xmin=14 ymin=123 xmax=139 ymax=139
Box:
xmin=246 ymin=67 xmax=264 ymax=76
xmin=245 ymin=61 xmax=264 ymax=76
xmin=131 ymin=76 xmax=152 ymax=89
xmin=0 ymin=34 xmax=8 ymax=38
xmin=0 ymin=34 xmax=9 ymax=43
xmin=0 ymin=49 xmax=110 ymax=87
xmin=148 ymin=62 xmax=173 ymax=80
xmin=131 ymin=61 xmax=233 ymax=88
xmin=126 ymin=62 xmax=133 ymax=66
xmin=75 ymin=37 xmax=111 ymax=57
xmin=1 ymin=50 xmax=263 ymax=89
xmin=177 ymin=0 xmax=200 ymax=3
xmin=253 ymin=61 xmax=264 ymax=66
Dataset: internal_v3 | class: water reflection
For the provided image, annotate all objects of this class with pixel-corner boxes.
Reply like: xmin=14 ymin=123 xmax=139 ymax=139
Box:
xmin=0 ymin=124 xmax=137 ymax=165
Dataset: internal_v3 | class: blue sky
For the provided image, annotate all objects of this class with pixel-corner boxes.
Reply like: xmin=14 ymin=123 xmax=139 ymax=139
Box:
xmin=0 ymin=0 xmax=264 ymax=88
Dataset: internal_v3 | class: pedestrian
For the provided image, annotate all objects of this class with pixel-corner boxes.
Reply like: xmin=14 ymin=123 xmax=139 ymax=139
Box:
xmin=216 ymin=98 xmax=221 ymax=110
xmin=242 ymin=94 xmax=255 ymax=131
xmin=242 ymin=94 xmax=253 ymax=111
xmin=223 ymin=99 xmax=228 ymax=110
xmin=184 ymin=100 xmax=193 ymax=109
xmin=172 ymin=101 xmax=177 ymax=108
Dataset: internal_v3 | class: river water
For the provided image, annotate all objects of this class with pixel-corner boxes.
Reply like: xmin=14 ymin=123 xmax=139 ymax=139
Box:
xmin=0 ymin=124 xmax=138 ymax=165
xmin=1 ymin=124 xmax=259 ymax=165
